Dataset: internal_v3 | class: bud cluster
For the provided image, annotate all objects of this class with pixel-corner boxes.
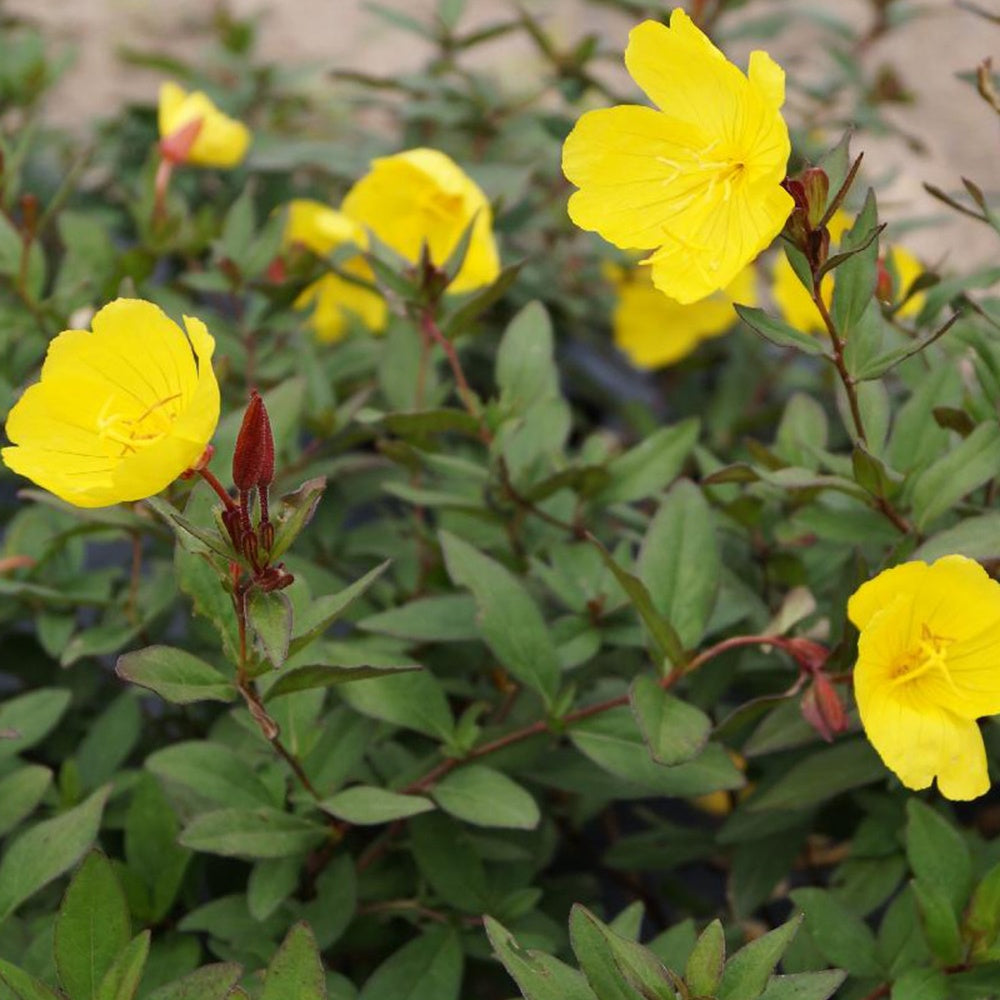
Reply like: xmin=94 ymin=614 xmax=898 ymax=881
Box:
xmin=775 ymin=636 xmax=848 ymax=742
xmin=223 ymin=390 xmax=293 ymax=592
xmin=783 ymin=166 xmax=831 ymax=273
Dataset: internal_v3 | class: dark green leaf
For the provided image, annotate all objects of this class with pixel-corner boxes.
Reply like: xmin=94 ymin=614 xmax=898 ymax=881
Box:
xmin=261 ymin=923 xmax=325 ymax=1000
xmin=629 ymin=676 xmax=710 ymax=766
xmin=431 ymin=765 xmax=539 ymax=829
xmin=115 ymin=646 xmax=236 ymax=705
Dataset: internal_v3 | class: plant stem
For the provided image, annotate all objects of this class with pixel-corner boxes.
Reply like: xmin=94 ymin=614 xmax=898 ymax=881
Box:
xmin=198 ymin=466 xmax=238 ymax=510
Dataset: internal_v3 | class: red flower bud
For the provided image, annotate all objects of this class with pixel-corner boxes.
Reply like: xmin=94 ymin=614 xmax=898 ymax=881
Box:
xmin=159 ymin=117 xmax=204 ymax=165
xmin=875 ymin=257 xmax=894 ymax=305
xmin=232 ymin=390 xmax=275 ymax=492
xmin=779 ymin=636 xmax=830 ymax=675
xmin=801 ymin=167 xmax=829 ymax=229
xmin=801 ymin=672 xmax=848 ymax=742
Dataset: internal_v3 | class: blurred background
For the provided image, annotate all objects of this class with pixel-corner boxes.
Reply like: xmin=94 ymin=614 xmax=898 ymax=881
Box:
xmin=4 ymin=0 xmax=997 ymax=266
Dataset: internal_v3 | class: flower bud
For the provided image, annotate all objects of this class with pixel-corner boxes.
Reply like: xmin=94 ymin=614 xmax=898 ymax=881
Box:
xmin=801 ymin=672 xmax=848 ymax=742
xmin=875 ymin=257 xmax=894 ymax=305
xmin=159 ymin=118 xmax=204 ymax=165
xmin=801 ymin=168 xmax=829 ymax=229
xmin=232 ymin=390 xmax=275 ymax=492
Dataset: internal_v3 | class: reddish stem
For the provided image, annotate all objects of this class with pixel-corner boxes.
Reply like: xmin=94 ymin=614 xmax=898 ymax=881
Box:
xmin=198 ymin=466 xmax=238 ymax=511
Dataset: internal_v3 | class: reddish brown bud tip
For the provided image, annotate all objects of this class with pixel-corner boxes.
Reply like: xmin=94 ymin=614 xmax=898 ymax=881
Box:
xmin=780 ymin=636 xmax=830 ymax=675
xmin=232 ymin=390 xmax=275 ymax=492
xmin=159 ymin=117 xmax=204 ymax=165
xmin=875 ymin=257 xmax=894 ymax=305
xmin=801 ymin=672 xmax=848 ymax=743
xmin=266 ymin=257 xmax=287 ymax=284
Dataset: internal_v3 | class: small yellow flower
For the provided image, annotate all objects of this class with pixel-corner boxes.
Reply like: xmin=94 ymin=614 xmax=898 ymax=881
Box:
xmin=848 ymin=555 xmax=1000 ymax=800
xmin=158 ymin=81 xmax=251 ymax=168
xmin=2 ymin=299 xmax=219 ymax=508
xmin=773 ymin=211 xmax=925 ymax=332
xmin=561 ymin=9 xmax=793 ymax=305
xmin=341 ymin=148 xmax=500 ymax=294
xmin=606 ymin=261 xmax=757 ymax=368
xmin=284 ymin=200 xmax=387 ymax=344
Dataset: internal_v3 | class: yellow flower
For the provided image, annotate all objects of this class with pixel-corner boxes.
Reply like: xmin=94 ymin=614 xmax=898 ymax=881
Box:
xmin=341 ymin=148 xmax=500 ymax=294
xmin=158 ymin=81 xmax=251 ymax=168
xmin=2 ymin=299 xmax=219 ymax=508
xmin=561 ymin=9 xmax=793 ymax=305
xmin=848 ymin=555 xmax=1000 ymax=800
xmin=284 ymin=200 xmax=387 ymax=344
xmin=773 ymin=211 xmax=925 ymax=332
xmin=606 ymin=261 xmax=757 ymax=368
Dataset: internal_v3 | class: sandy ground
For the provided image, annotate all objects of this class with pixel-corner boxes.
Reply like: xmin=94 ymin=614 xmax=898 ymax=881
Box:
xmin=6 ymin=0 xmax=999 ymax=266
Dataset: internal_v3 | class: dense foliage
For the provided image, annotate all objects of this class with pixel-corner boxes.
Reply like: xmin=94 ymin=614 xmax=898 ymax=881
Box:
xmin=2 ymin=2 xmax=1000 ymax=1000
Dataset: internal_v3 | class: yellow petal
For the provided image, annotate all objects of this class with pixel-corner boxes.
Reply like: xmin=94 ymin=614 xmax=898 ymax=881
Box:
xmin=772 ymin=251 xmax=829 ymax=334
xmin=285 ymin=200 xmax=367 ymax=256
xmin=847 ymin=560 xmax=929 ymax=631
xmin=747 ymin=50 xmax=785 ymax=108
xmin=158 ymin=82 xmax=251 ymax=168
xmin=889 ymin=245 xmax=926 ymax=319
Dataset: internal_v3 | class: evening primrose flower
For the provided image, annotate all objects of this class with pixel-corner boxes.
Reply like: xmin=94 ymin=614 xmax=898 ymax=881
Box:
xmin=2 ymin=299 xmax=219 ymax=508
xmin=773 ymin=211 xmax=925 ymax=332
xmin=341 ymin=148 xmax=500 ymax=294
xmin=848 ymin=555 xmax=1000 ymax=800
xmin=284 ymin=200 xmax=387 ymax=344
xmin=606 ymin=261 xmax=756 ymax=368
xmin=158 ymin=81 xmax=251 ymax=168
xmin=562 ymin=9 xmax=793 ymax=305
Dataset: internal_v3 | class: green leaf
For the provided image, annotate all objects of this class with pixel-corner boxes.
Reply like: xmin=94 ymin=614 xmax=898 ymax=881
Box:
xmin=431 ymin=765 xmax=539 ymax=830
xmin=746 ymin=738 xmax=886 ymax=811
xmin=358 ymin=595 xmax=479 ymax=642
xmin=179 ymin=809 xmax=326 ymax=859
xmin=569 ymin=906 xmax=641 ymax=1000
xmin=0 ymin=688 xmax=71 ymax=760
xmin=756 ymin=971 xmax=846 ymax=1000
xmin=830 ymin=190 xmax=880 ymax=336
xmin=594 ymin=419 xmax=700 ymax=505
xmin=904 ymin=799 xmax=973 ymax=915
xmin=629 ymin=676 xmax=710 ymax=766
xmin=570 ymin=708 xmax=744 ymax=796
xmin=496 ymin=301 xmax=559 ymax=414
xmin=443 ymin=261 xmax=523 ymax=339
xmin=913 ymin=512 xmax=1000 ymax=562
xmin=338 ymin=670 xmax=454 ymax=740
xmin=360 ymin=927 xmax=463 ymax=1000
xmin=638 ymin=480 xmax=720 ymax=649
xmin=319 ymin=786 xmax=435 ymax=824
xmin=587 ymin=536 xmax=685 ymax=667
xmin=219 ymin=183 xmax=256 ymax=272
xmin=889 ymin=967 xmax=947 ymax=1000
xmin=485 ymin=917 xmax=598 ymax=1000
xmin=735 ymin=306 xmax=828 ymax=356
xmin=143 ymin=964 xmax=243 ymax=1000
xmin=0 ymin=765 xmax=52 ymax=837
xmin=967 ymin=860 xmax=1000 ymax=951
xmin=290 ymin=561 xmax=391 ymax=655
xmin=910 ymin=881 xmax=963 ymax=965
xmin=717 ymin=915 xmax=802 ymax=1000
xmin=440 ymin=531 xmax=560 ymax=704
xmin=261 ymin=923 xmax=325 ymax=1000
xmin=267 ymin=662 xmax=419 ymax=699
xmin=0 ymin=786 xmax=109 ymax=924
xmin=269 ymin=477 xmax=327 ymax=561
xmin=247 ymin=857 xmax=301 ymax=922
xmin=685 ymin=920 xmax=725 ymax=996
xmin=0 ymin=961 xmax=62 ymax=1000
xmin=248 ymin=589 xmax=294 ymax=669
xmin=409 ymin=813 xmax=490 ymax=914
xmin=146 ymin=741 xmax=277 ymax=809
xmin=94 ymin=931 xmax=149 ymax=1000
xmin=789 ymin=888 xmax=882 ymax=977
xmin=910 ymin=421 xmax=1000 ymax=529
xmin=55 ymin=851 xmax=131 ymax=1000
xmin=115 ymin=646 xmax=236 ymax=705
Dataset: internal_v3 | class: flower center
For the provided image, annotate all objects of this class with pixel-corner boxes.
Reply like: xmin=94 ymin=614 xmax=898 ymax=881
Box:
xmin=97 ymin=393 xmax=183 ymax=457
xmin=887 ymin=625 xmax=956 ymax=690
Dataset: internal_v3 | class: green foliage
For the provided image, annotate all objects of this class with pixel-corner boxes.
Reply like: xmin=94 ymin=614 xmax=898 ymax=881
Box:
xmin=2 ymin=3 xmax=1000 ymax=1000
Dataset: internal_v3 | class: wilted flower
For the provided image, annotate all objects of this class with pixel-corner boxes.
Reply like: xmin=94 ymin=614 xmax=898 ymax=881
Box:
xmin=848 ymin=555 xmax=1000 ymax=800
xmin=2 ymin=299 xmax=219 ymax=508
xmin=341 ymin=148 xmax=500 ymax=294
xmin=773 ymin=210 xmax=925 ymax=332
xmin=158 ymin=81 xmax=251 ymax=168
xmin=561 ymin=9 xmax=793 ymax=304
xmin=285 ymin=200 xmax=387 ymax=343
xmin=605 ymin=261 xmax=756 ymax=368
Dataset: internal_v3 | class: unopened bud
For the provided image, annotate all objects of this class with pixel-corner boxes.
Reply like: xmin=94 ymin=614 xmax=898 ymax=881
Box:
xmin=20 ymin=193 xmax=39 ymax=239
xmin=159 ymin=117 xmax=204 ymax=165
xmin=801 ymin=672 xmax=848 ymax=742
xmin=801 ymin=168 xmax=829 ymax=229
xmin=232 ymin=390 xmax=275 ymax=492
xmin=875 ymin=257 xmax=894 ymax=305
xmin=781 ymin=636 xmax=830 ymax=675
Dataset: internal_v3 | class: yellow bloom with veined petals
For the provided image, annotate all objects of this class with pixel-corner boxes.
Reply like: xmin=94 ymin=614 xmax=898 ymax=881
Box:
xmin=606 ymin=261 xmax=757 ymax=368
xmin=341 ymin=148 xmax=500 ymax=294
xmin=773 ymin=210 xmax=926 ymax=332
xmin=2 ymin=299 xmax=219 ymax=508
xmin=848 ymin=555 xmax=1000 ymax=800
xmin=562 ymin=9 xmax=793 ymax=305
xmin=158 ymin=81 xmax=251 ymax=168
xmin=284 ymin=200 xmax=387 ymax=344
